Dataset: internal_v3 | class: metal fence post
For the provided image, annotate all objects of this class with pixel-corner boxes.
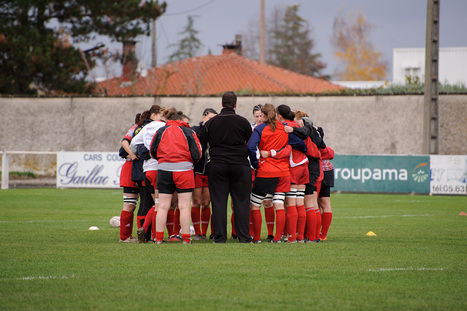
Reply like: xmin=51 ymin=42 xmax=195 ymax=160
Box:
xmin=1 ymin=151 xmax=9 ymax=189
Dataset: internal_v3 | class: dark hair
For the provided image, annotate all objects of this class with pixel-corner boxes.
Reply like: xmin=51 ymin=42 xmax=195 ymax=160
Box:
xmin=134 ymin=113 xmax=142 ymax=124
xmin=252 ymin=104 xmax=263 ymax=114
xmin=202 ymin=108 xmax=218 ymax=116
xmin=276 ymin=104 xmax=295 ymax=121
xmin=137 ymin=110 xmax=150 ymax=126
xmin=163 ymin=107 xmax=184 ymax=121
xmin=222 ymin=91 xmax=237 ymax=108
xmin=149 ymin=104 xmax=163 ymax=116
xmin=261 ymin=103 xmax=277 ymax=131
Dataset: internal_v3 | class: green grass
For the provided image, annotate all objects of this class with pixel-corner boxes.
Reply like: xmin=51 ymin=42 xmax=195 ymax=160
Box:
xmin=0 ymin=171 xmax=37 ymax=178
xmin=1 ymin=189 xmax=466 ymax=310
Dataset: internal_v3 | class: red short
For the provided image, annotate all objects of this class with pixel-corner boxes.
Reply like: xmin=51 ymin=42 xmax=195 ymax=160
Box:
xmin=195 ymin=174 xmax=208 ymax=188
xmin=157 ymin=170 xmax=195 ymax=194
xmin=120 ymin=161 xmax=138 ymax=188
xmin=276 ymin=175 xmax=291 ymax=193
xmin=251 ymin=169 xmax=256 ymax=187
xmin=290 ymin=164 xmax=309 ymax=185
xmin=145 ymin=170 xmax=158 ymax=189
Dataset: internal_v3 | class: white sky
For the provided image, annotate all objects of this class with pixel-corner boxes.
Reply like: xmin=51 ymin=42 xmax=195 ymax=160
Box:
xmin=88 ymin=0 xmax=467 ymax=81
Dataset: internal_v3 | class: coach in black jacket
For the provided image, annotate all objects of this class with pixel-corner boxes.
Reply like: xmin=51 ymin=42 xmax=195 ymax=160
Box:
xmin=199 ymin=91 xmax=252 ymax=243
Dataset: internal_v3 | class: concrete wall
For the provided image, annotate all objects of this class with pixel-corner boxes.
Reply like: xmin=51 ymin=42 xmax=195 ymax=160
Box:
xmin=1 ymin=95 xmax=466 ymax=175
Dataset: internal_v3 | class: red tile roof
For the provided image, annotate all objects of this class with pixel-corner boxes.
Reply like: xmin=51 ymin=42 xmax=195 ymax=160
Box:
xmin=96 ymin=53 xmax=343 ymax=96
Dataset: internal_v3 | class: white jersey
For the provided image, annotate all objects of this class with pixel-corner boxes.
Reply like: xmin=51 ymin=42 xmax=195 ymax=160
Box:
xmin=130 ymin=121 xmax=166 ymax=172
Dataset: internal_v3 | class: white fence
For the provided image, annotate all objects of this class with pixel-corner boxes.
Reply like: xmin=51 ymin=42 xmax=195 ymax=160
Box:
xmin=1 ymin=151 xmax=57 ymax=190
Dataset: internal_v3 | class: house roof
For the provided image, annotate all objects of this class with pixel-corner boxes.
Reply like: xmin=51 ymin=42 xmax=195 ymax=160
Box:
xmin=96 ymin=53 xmax=343 ymax=96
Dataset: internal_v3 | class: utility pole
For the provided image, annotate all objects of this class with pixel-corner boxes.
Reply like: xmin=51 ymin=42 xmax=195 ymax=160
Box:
xmin=423 ymin=0 xmax=440 ymax=154
xmin=259 ymin=0 xmax=265 ymax=63
xmin=151 ymin=19 xmax=157 ymax=67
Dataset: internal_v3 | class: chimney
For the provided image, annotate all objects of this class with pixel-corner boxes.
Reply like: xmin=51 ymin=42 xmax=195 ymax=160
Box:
xmin=222 ymin=34 xmax=242 ymax=55
xmin=122 ymin=40 xmax=137 ymax=81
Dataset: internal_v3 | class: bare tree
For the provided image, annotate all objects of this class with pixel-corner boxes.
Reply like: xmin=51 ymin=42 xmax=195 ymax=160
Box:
xmin=332 ymin=9 xmax=387 ymax=81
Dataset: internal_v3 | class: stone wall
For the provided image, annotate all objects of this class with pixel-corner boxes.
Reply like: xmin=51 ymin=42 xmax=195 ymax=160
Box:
xmin=1 ymin=95 xmax=465 ymax=175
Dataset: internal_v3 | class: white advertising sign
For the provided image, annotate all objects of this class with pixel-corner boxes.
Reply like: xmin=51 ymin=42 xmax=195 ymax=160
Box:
xmin=430 ymin=155 xmax=467 ymax=195
xmin=57 ymin=152 xmax=125 ymax=188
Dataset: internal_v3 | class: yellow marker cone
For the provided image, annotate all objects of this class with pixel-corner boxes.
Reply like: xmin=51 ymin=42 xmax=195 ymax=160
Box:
xmin=366 ymin=231 xmax=377 ymax=236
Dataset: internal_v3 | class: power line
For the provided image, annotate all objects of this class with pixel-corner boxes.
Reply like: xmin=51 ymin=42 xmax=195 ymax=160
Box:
xmin=164 ymin=0 xmax=217 ymax=16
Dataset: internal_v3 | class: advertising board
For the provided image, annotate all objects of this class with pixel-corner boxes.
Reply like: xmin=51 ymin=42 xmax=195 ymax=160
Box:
xmin=57 ymin=152 xmax=124 ymax=188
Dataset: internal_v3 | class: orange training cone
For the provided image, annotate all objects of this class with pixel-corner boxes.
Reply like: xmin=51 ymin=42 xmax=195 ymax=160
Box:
xmin=459 ymin=212 xmax=467 ymax=216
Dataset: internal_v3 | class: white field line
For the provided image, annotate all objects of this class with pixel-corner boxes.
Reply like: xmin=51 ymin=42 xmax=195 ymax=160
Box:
xmin=0 ymin=220 xmax=90 ymax=223
xmin=21 ymin=274 xmax=76 ymax=280
xmin=339 ymin=214 xmax=433 ymax=219
xmin=368 ymin=268 xmax=443 ymax=272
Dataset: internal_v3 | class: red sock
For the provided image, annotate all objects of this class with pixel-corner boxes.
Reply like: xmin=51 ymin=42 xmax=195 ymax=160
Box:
xmin=296 ymin=205 xmax=306 ymax=240
xmin=152 ymin=210 xmax=157 ymax=240
xmin=166 ymin=209 xmax=174 ymax=236
xmin=155 ymin=231 xmax=164 ymax=242
xmin=305 ymin=208 xmax=316 ymax=241
xmin=191 ymin=206 xmax=201 ymax=236
xmin=182 ymin=233 xmax=191 ymax=244
xmin=136 ymin=216 xmax=145 ymax=229
xmin=249 ymin=210 xmax=254 ymax=237
xmin=320 ymin=212 xmax=332 ymax=239
xmin=251 ymin=209 xmax=262 ymax=242
xmin=283 ymin=220 xmax=288 ymax=238
xmin=286 ymin=205 xmax=298 ymax=241
xmin=274 ymin=209 xmax=286 ymax=242
xmin=231 ymin=212 xmax=237 ymax=236
xmin=201 ymin=208 xmax=211 ymax=236
xmin=119 ymin=210 xmax=133 ymax=240
xmin=174 ymin=209 xmax=181 ymax=236
xmin=315 ymin=209 xmax=322 ymax=241
xmin=264 ymin=206 xmax=275 ymax=236
xmin=143 ymin=206 xmax=154 ymax=233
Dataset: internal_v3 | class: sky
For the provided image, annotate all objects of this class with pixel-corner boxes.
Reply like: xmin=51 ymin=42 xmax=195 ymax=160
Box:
xmin=89 ymin=0 xmax=467 ymax=81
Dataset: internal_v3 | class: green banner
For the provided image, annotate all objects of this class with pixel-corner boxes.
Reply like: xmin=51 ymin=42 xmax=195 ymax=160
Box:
xmin=332 ymin=155 xmax=430 ymax=194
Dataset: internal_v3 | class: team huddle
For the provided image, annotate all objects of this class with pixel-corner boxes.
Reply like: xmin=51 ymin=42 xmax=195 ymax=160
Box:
xmin=118 ymin=91 xmax=334 ymax=244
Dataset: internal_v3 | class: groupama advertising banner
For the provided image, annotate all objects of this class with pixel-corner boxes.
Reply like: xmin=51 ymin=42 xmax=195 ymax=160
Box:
xmin=332 ymin=155 xmax=431 ymax=194
xmin=55 ymin=152 xmax=466 ymax=195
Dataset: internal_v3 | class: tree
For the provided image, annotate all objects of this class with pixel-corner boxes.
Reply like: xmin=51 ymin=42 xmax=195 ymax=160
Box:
xmin=0 ymin=0 xmax=166 ymax=95
xmin=167 ymin=15 xmax=203 ymax=63
xmin=332 ymin=9 xmax=387 ymax=81
xmin=246 ymin=4 xmax=326 ymax=77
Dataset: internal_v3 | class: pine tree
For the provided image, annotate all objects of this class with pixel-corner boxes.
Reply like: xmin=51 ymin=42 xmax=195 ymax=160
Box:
xmin=167 ymin=15 xmax=203 ymax=63
xmin=267 ymin=5 xmax=326 ymax=77
xmin=0 ymin=0 xmax=166 ymax=95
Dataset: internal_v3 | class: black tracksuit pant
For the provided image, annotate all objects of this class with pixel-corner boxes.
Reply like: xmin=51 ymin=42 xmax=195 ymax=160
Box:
xmin=207 ymin=162 xmax=252 ymax=243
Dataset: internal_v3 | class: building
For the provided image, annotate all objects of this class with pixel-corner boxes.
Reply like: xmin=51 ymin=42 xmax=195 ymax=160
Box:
xmin=96 ymin=43 xmax=343 ymax=96
xmin=393 ymin=47 xmax=467 ymax=85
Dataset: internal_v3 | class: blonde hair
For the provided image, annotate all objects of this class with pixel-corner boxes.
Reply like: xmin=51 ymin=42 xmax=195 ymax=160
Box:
xmin=294 ymin=110 xmax=308 ymax=119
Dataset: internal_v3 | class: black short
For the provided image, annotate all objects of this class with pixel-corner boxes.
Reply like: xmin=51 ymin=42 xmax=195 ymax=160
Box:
xmin=319 ymin=186 xmax=331 ymax=198
xmin=305 ymin=184 xmax=316 ymax=195
xmin=251 ymin=177 xmax=279 ymax=197
xmin=123 ymin=187 xmax=139 ymax=194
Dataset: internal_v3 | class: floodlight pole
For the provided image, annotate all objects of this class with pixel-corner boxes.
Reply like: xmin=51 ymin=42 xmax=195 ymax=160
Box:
xmin=151 ymin=19 xmax=157 ymax=67
xmin=259 ymin=0 xmax=265 ymax=64
xmin=423 ymin=0 xmax=440 ymax=154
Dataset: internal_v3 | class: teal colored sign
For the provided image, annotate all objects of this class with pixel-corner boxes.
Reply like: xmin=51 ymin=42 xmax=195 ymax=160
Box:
xmin=332 ymin=155 xmax=430 ymax=194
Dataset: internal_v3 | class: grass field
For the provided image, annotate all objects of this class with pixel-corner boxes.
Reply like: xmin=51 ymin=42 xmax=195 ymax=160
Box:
xmin=1 ymin=188 xmax=466 ymax=310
